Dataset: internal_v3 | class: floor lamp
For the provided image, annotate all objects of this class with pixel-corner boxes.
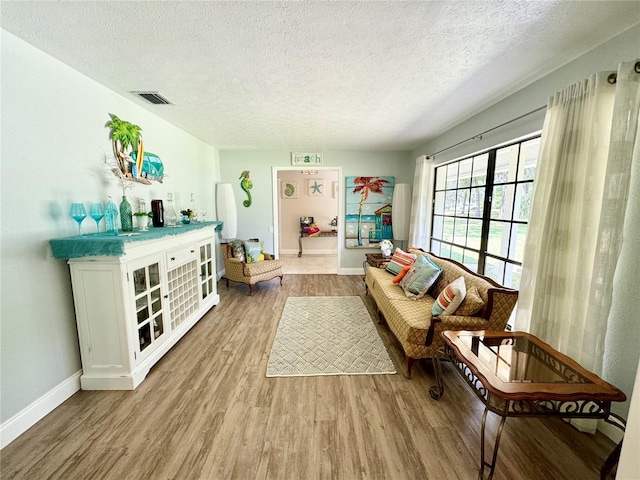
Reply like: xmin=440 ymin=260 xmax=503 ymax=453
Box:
xmin=392 ymin=184 xmax=411 ymax=250
xmin=216 ymin=183 xmax=237 ymax=240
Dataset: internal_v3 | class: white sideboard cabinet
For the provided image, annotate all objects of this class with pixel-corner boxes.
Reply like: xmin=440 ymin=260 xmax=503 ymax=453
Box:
xmin=51 ymin=222 xmax=221 ymax=390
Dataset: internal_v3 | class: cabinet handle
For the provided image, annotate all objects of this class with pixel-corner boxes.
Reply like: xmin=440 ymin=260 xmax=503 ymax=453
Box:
xmin=171 ymin=257 xmax=176 ymax=261
xmin=191 ymin=249 xmax=195 ymax=253
xmin=164 ymin=295 xmax=168 ymax=299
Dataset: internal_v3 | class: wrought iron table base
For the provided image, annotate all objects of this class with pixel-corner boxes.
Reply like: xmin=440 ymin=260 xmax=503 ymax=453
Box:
xmin=430 ymin=346 xmax=626 ymax=480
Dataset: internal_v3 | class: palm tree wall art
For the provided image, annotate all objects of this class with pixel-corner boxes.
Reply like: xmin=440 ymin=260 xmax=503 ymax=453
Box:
xmin=346 ymin=176 xmax=394 ymax=247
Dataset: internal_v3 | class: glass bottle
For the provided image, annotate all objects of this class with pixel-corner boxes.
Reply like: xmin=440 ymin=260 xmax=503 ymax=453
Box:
xmin=104 ymin=196 xmax=119 ymax=235
xmin=151 ymin=199 xmax=164 ymax=227
xmin=190 ymin=193 xmax=198 ymax=222
xmin=137 ymin=199 xmax=149 ymax=231
xmin=165 ymin=192 xmax=178 ymax=227
xmin=120 ymin=195 xmax=133 ymax=232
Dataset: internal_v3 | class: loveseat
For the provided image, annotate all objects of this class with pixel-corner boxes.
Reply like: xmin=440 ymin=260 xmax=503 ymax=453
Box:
xmin=365 ymin=248 xmax=518 ymax=378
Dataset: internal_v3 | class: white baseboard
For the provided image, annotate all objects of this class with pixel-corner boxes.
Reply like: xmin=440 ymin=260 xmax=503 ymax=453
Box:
xmin=0 ymin=370 xmax=81 ymax=449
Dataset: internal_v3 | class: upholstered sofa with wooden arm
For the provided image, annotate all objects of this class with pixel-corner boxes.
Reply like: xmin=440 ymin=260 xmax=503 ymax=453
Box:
xmin=365 ymin=249 xmax=518 ymax=378
xmin=221 ymin=240 xmax=284 ymax=295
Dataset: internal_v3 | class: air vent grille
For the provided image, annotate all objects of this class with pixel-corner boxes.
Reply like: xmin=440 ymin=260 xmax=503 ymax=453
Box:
xmin=131 ymin=91 xmax=174 ymax=105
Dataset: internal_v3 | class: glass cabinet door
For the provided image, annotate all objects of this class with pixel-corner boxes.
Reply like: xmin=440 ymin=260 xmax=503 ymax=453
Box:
xmin=199 ymin=241 xmax=215 ymax=300
xmin=131 ymin=260 xmax=165 ymax=356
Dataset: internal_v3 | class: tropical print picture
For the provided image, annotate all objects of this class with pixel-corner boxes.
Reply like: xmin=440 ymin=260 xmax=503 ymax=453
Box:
xmin=345 ymin=176 xmax=395 ymax=248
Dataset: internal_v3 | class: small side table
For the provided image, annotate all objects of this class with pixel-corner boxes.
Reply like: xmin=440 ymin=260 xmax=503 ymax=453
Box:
xmin=365 ymin=253 xmax=391 ymax=268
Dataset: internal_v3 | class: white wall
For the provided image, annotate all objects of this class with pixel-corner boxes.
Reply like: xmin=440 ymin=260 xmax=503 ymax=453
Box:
xmin=411 ymin=24 xmax=640 ymax=427
xmin=219 ymin=150 xmax=413 ymax=271
xmin=0 ymin=31 xmax=220 ymax=437
xmin=616 ymin=356 xmax=640 ymax=479
xmin=412 ymin=24 xmax=640 ymax=166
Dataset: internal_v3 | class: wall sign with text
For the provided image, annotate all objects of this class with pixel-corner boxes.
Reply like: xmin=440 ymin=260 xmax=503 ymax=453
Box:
xmin=291 ymin=152 xmax=323 ymax=166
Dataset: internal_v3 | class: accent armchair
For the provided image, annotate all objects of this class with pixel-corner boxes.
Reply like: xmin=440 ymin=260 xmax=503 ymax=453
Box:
xmin=221 ymin=240 xmax=284 ymax=295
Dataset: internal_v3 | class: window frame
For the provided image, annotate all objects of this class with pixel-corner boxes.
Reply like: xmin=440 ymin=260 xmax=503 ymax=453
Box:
xmin=430 ymin=134 xmax=540 ymax=288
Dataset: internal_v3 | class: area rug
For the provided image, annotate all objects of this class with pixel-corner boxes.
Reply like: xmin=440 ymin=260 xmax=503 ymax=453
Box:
xmin=266 ymin=296 xmax=396 ymax=377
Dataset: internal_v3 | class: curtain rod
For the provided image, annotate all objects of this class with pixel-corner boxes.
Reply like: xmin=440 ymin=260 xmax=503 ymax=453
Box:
xmin=424 ymin=105 xmax=547 ymax=158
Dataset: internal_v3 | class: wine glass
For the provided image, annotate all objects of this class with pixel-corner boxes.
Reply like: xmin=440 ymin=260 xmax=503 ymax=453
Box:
xmin=70 ymin=203 xmax=87 ymax=235
xmin=199 ymin=208 xmax=207 ymax=221
xmin=89 ymin=203 xmax=105 ymax=232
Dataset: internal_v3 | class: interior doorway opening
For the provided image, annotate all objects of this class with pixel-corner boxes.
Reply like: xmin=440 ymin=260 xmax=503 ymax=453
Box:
xmin=272 ymin=167 xmax=342 ymax=274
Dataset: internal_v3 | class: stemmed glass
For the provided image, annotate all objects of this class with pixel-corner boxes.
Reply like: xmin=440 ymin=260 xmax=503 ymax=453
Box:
xmin=89 ymin=203 xmax=105 ymax=233
xmin=199 ymin=208 xmax=207 ymax=221
xmin=70 ymin=203 xmax=87 ymax=235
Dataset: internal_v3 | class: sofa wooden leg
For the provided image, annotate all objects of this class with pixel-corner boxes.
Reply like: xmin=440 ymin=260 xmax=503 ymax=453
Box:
xmin=279 ymin=275 xmax=283 ymax=286
xmin=225 ymin=278 xmax=229 ymax=288
xmin=248 ymin=284 xmax=253 ymax=296
xmin=406 ymin=357 xmax=414 ymax=379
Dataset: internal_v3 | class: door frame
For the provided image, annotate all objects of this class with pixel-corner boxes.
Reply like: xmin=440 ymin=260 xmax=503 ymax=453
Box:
xmin=271 ymin=166 xmax=343 ymax=271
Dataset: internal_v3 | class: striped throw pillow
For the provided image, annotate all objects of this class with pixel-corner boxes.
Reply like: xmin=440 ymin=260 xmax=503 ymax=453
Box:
xmin=385 ymin=248 xmax=417 ymax=275
xmin=432 ymin=276 xmax=467 ymax=317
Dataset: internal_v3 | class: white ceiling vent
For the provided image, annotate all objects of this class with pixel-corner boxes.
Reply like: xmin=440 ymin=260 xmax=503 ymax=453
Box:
xmin=131 ymin=91 xmax=174 ymax=105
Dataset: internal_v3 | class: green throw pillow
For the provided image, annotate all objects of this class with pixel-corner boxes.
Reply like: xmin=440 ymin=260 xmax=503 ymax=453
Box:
xmin=399 ymin=259 xmax=442 ymax=300
xmin=243 ymin=241 xmax=264 ymax=263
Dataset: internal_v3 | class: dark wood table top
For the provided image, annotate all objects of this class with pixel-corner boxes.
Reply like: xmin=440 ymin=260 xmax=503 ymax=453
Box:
xmin=442 ymin=330 xmax=626 ymax=403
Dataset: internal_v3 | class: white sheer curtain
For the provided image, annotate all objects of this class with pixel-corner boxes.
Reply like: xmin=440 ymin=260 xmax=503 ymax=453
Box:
xmin=515 ymin=60 xmax=640 ymax=432
xmin=515 ymin=59 xmax=640 ymax=381
xmin=408 ymin=155 xmax=434 ymax=249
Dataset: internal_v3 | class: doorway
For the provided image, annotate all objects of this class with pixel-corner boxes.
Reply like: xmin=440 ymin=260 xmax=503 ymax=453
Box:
xmin=272 ymin=166 xmax=342 ymax=274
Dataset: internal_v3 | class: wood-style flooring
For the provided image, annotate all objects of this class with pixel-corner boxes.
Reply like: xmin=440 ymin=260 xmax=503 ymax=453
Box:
xmin=1 ymin=275 xmax=617 ymax=479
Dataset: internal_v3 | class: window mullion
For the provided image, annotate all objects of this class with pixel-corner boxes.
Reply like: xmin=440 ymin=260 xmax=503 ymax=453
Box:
xmin=478 ymin=149 xmax=496 ymax=275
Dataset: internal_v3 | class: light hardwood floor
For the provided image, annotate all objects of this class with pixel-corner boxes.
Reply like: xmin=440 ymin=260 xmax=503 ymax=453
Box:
xmin=1 ymin=275 xmax=617 ymax=479
xmin=280 ymin=254 xmax=337 ymax=274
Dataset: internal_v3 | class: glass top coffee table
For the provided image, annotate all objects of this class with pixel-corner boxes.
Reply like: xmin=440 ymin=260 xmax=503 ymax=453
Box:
xmin=431 ymin=330 xmax=626 ymax=480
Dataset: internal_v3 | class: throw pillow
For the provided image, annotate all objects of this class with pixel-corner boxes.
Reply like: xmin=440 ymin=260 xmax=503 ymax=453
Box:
xmin=231 ymin=240 xmax=246 ymax=262
xmin=385 ymin=248 xmax=417 ymax=276
xmin=243 ymin=241 xmax=264 ymax=263
xmin=432 ymin=276 xmax=467 ymax=316
xmin=455 ymin=286 xmax=484 ymax=316
xmin=399 ymin=261 xmax=443 ymax=299
xmin=392 ymin=265 xmax=412 ymax=284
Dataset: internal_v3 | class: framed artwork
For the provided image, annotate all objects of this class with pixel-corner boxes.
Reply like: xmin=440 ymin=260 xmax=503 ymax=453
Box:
xmin=345 ymin=176 xmax=395 ymax=248
xmin=308 ymin=179 xmax=325 ymax=196
xmin=291 ymin=152 xmax=323 ymax=166
xmin=281 ymin=180 xmax=299 ymax=199
xmin=332 ymin=181 xmax=339 ymax=198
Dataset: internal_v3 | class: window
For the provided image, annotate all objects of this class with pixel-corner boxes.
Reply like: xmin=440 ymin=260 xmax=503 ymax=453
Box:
xmin=430 ymin=135 xmax=540 ymax=289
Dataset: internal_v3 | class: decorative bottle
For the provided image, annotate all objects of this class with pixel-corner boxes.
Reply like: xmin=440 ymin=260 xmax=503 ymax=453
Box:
xmin=165 ymin=192 xmax=178 ymax=227
xmin=120 ymin=195 xmax=133 ymax=232
xmin=190 ymin=193 xmax=198 ymax=222
xmin=104 ymin=197 xmax=119 ymax=235
xmin=151 ymin=199 xmax=164 ymax=227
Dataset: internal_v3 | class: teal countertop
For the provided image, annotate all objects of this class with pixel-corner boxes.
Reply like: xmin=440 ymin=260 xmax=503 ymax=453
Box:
xmin=50 ymin=221 xmax=223 ymax=259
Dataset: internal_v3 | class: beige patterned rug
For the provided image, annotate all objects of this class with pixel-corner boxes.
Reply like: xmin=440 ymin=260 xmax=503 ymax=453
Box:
xmin=266 ymin=296 xmax=396 ymax=377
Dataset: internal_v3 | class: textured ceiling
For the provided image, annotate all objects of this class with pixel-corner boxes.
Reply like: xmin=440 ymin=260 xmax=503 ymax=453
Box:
xmin=2 ymin=1 xmax=639 ymax=151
